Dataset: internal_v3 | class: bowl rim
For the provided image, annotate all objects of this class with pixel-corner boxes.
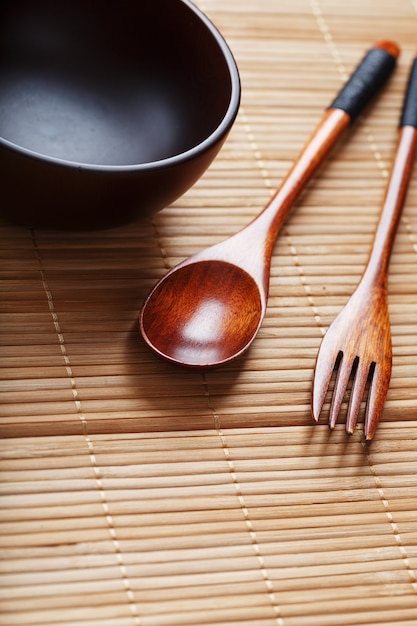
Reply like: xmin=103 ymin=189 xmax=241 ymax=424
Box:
xmin=0 ymin=0 xmax=241 ymax=172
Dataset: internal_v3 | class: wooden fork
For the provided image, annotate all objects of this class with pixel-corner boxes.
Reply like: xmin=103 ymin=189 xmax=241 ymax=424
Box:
xmin=312 ymin=56 xmax=417 ymax=440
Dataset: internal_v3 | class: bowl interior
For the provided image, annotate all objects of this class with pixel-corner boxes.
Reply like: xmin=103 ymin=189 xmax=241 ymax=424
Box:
xmin=0 ymin=0 xmax=238 ymax=166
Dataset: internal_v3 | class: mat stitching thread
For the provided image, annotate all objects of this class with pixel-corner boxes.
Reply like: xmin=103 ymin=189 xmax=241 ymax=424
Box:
xmin=312 ymin=0 xmax=417 ymax=594
xmin=242 ymin=108 xmax=326 ymax=338
xmin=241 ymin=101 xmax=326 ymax=338
xmin=403 ymin=216 xmax=417 ymax=255
xmin=362 ymin=441 xmax=417 ymax=592
xmin=202 ymin=376 xmax=285 ymax=626
xmin=31 ymin=231 xmax=142 ymax=626
xmin=301 ymin=0 xmax=351 ymax=335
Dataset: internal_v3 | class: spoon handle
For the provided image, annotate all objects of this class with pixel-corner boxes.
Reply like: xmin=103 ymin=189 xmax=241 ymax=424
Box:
xmin=361 ymin=55 xmax=417 ymax=287
xmin=238 ymin=41 xmax=399 ymax=260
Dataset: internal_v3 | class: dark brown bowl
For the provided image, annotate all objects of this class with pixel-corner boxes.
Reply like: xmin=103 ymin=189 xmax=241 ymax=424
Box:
xmin=0 ymin=0 xmax=240 ymax=229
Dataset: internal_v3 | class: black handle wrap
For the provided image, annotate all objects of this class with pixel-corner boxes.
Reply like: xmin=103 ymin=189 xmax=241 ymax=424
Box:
xmin=328 ymin=46 xmax=397 ymax=121
xmin=400 ymin=58 xmax=417 ymax=128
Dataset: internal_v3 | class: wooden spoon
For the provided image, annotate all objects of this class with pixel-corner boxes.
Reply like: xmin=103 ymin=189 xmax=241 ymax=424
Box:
xmin=140 ymin=41 xmax=399 ymax=368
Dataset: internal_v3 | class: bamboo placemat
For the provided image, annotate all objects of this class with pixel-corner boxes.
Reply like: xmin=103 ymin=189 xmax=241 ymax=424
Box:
xmin=1 ymin=1 xmax=417 ymax=625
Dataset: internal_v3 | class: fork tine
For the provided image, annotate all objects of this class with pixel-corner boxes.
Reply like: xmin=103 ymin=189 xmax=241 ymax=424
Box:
xmin=329 ymin=353 xmax=356 ymax=429
xmin=346 ymin=360 xmax=371 ymax=434
xmin=312 ymin=345 xmax=340 ymax=422
xmin=364 ymin=362 xmax=392 ymax=440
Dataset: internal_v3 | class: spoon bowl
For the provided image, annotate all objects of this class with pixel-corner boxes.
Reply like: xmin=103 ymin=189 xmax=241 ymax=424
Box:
xmin=141 ymin=260 xmax=263 ymax=366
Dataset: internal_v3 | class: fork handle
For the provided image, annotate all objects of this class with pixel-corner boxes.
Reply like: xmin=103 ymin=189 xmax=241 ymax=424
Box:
xmin=364 ymin=57 xmax=417 ymax=284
